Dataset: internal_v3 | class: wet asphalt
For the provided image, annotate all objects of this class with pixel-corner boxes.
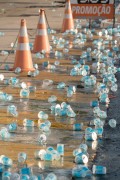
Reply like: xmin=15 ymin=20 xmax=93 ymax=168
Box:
xmin=92 ymin=63 xmax=120 ymax=180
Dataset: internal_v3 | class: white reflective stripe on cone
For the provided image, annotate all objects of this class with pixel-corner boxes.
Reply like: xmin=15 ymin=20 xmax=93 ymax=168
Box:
xmin=19 ymin=27 xmax=28 ymax=37
xmin=65 ymin=14 xmax=73 ymax=19
xmin=36 ymin=29 xmax=47 ymax=36
xmin=65 ymin=2 xmax=71 ymax=9
xmin=38 ymin=16 xmax=46 ymax=24
xmin=17 ymin=43 xmax=30 ymax=50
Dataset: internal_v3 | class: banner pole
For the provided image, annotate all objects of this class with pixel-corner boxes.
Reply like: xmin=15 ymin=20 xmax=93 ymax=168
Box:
xmin=113 ymin=0 xmax=115 ymax=28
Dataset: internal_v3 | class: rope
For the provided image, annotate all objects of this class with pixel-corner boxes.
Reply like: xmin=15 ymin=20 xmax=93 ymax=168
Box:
xmin=0 ymin=32 xmax=19 ymax=67
xmin=28 ymin=29 xmax=37 ymax=37
xmin=44 ymin=11 xmax=51 ymax=30
xmin=28 ymin=11 xmax=51 ymax=37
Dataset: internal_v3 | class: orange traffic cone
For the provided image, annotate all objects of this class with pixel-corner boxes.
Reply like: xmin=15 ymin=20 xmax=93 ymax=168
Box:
xmin=13 ymin=19 xmax=34 ymax=72
xmin=62 ymin=0 xmax=74 ymax=32
xmin=33 ymin=9 xmax=50 ymax=53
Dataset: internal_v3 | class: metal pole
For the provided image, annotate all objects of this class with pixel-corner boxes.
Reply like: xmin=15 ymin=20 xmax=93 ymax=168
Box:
xmin=113 ymin=0 xmax=115 ymax=28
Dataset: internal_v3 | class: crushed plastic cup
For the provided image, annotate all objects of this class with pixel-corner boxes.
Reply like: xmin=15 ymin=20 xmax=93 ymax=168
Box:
xmin=10 ymin=173 xmax=20 ymax=180
xmin=48 ymin=95 xmax=57 ymax=103
xmin=23 ymin=119 xmax=34 ymax=127
xmin=14 ymin=67 xmax=21 ymax=74
xmin=94 ymin=128 xmax=103 ymax=136
xmin=29 ymin=175 xmax=38 ymax=180
xmin=18 ymin=152 xmax=27 ymax=163
xmin=38 ymin=111 xmax=48 ymax=120
xmin=108 ymin=119 xmax=116 ymax=128
xmin=51 ymin=150 xmax=60 ymax=160
xmin=20 ymin=89 xmax=30 ymax=98
xmin=9 ymin=77 xmax=19 ymax=86
xmin=33 ymin=64 xmax=38 ymax=69
xmin=73 ymin=123 xmax=83 ymax=131
xmin=7 ymin=122 xmax=17 ymax=132
xmin=0 ymin=50 xmax=9 ymax=56
xmin=79 ymin=144 xmax=88 ymax=153
xmin=54 ymin=61 xmax=60 ymax=66
xmin=28 ymin=86 xmax=36 ymax=93
xmin=7 ymin=104 xmax=17 ymax=114
xmin=34 ymin=149 xmax=46 ymax=160
xmin=45 ymin=173 xmax=57 ymax=180
xmin=73 ymin=148 xmax=82 ymax=157
xmin=20 ymin=82 xmax=27 ymax=89
xmin=38 ymin=134 xmax=47 ymax=145
xmin=67 ymin=89 xmax=73 ymax=97
xmin=2 ymin=171 xmax=11 ymax=180
xmin=0 ymin=127 xmax=11 ymax=139
xmin=42 ymin=79 xmax=53 ymax=87
xmin=20 ymin=174 xmax=30 ymax=180
xmin=4 ymin=64 xmax=10 ymax=71
xmin=57 ymin=82 xmax=66 ymax=89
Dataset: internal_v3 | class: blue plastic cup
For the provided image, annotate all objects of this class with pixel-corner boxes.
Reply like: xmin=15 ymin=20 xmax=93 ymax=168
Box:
xmin=45 ymin=173 xmax=57 ymax=180
xmin=92 ymin=165 xmax=107 ymax=174
xmin=7 ymin=122 xmax=17 ymax=132
xmin=15 ymin=67 xmax=21 ymax=74
xmin=90 ymin=100 xmax=99 ymax=108
xmin=43 ymin=153 xmax=53 ymax=161
xmin=75 ymin=153 xmax=88 ymax=164
xmin=108 ymin=119 xmax=117 ymax=128
xmin=38 ymin=111 xmax=48 ymax=120
xmin=0 ymin=163 xmax=4 ymax=172
xmin=20 ymin=167 xmax=32 ymax=176
xmin=57 ymin=144 xmax=64 ymax=156
xmin=72 ymin=166 xmax=87 ymax=178
xmin=94 ymin=128 xmax=103 ymax=136
xmin=79 ymin=144 xmax=88 ymax=153
xmin=73 ymin=123 xmax=83 ymax=131
xmin=10 ymin=173 xmax=20 ymax=180
xmin=85 ymin=131 xmax=97 ymax=141
xmin=20 ymin=89 xmax=30 ymax=98
xmin=57 ymin=82 xmax=66 ymax=89
xmin=20 ymin=174 xmax=30 ymax=180
xmin=2 ymin=156 xmax=13 ymax=166
xmin=23 ymin=119 xmax=34 ymax=127
xmin=29 ymin=175 xmax=38 ymax=180
xmin=2 ymin=171 xmax=11 ymax=180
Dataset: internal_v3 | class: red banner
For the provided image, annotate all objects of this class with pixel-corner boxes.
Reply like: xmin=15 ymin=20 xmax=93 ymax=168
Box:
xmin=71 ymin=4 xmax=114 ymax=19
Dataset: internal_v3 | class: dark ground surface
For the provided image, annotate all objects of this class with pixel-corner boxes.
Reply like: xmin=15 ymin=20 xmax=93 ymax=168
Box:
xmin=92 ymin=64 xmax=120 ymax=180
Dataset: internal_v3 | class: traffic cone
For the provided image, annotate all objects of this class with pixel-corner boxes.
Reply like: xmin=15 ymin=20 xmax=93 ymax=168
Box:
xmin=33 ymin=9 xmax=50 ymax=53
xmin=13 ymin=19 xmax=34 ymax=72
xmin=62 ymin=0 xmax=74 ymax=32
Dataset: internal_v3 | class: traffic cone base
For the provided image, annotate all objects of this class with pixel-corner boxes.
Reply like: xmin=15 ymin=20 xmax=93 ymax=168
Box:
xmin=14 ymin=51 xmax=34 ymax=71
